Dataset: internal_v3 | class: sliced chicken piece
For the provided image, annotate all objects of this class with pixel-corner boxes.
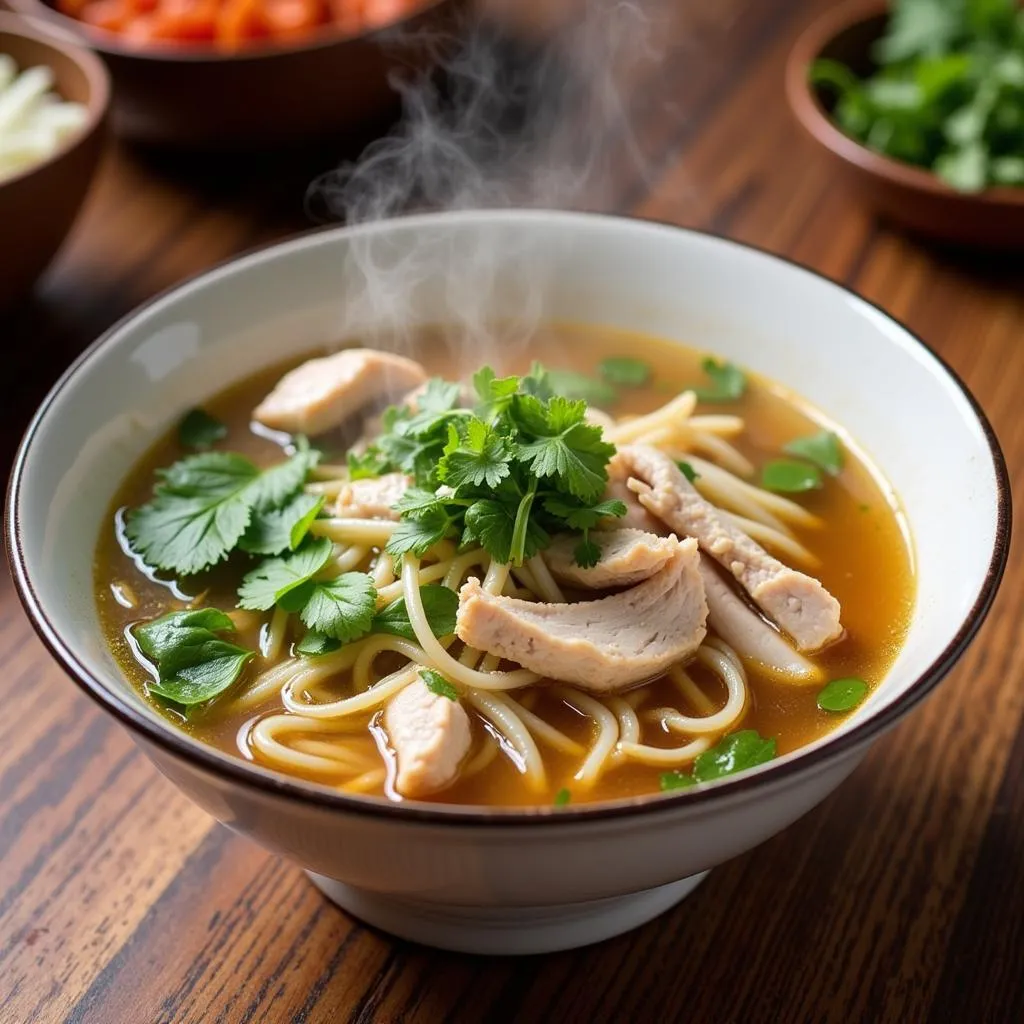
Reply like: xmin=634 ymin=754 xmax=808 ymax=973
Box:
xmin=385 ymin=677 xmax=472 ymax=799
xmin=605 ymin=451 xmax=665 ymax=533
xmin=335 ymin=472 xmax=410 ymax=521
xmin=456 ymin=538 xmax=708 ymax=692
xmin=620 ymin=445 xmax=842 ymax=652
xmin=253 ymin=349 xmax=428 ymax=437
xmin=698 ymin=558 xmax=820 ymax=681
xmin=544 ymin=528 xmax=679 ymax=589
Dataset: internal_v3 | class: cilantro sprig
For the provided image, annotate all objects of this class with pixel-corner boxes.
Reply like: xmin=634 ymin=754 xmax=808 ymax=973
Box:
xmin=375 ymin=364 xmax=624 ymax=567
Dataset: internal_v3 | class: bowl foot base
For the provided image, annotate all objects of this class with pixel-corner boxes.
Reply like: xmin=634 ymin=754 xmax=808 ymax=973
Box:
xmin=305 ymin=871 xmax=709 ymax=955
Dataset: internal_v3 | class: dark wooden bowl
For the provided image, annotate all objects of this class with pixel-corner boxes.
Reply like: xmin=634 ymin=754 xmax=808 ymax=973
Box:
xmin=0 ymin=13 xmax=109 ymax=308
xmin=6 ymin=0 xmax=460 ymax=150
xmin=785 ymin=0 xmax=1024 ymax=248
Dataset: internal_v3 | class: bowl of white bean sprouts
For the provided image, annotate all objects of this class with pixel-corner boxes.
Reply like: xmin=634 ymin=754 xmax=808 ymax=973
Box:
xmin=0 ymin=12 xmax=109 ymax=307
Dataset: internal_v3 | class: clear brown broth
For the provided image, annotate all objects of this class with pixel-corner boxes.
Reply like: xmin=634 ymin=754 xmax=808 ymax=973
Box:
xmin=95 ymin=324 xmax=915 ymax=806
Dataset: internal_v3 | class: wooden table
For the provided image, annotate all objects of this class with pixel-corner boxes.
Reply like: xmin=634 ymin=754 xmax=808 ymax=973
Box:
xmin=2 ymin=1 xmax=1022 ymax=1020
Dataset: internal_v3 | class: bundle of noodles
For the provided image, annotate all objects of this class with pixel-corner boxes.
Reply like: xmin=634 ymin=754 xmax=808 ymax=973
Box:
xmin=221 ymin=348 xmax=845 ymax=801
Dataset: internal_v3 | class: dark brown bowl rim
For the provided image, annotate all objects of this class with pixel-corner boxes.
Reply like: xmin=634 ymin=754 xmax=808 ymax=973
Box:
xmin=0 ymin=12 xmax=110 ymax=190
xmin=4 ymin=211 xmax=1012 ymax=827
xmin=785 ymin=0 xmax=1024 ymax=208
xmin=6 ymin=0 xmax=450 ymax=64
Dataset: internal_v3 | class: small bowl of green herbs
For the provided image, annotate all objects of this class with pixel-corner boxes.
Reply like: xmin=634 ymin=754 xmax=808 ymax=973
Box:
xmin=786 ymin=0 xmax=1024 ymax=247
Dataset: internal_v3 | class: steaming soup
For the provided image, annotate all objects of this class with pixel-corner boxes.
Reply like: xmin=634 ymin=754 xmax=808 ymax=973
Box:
xmin=95 ymin=325 xmax=914 ymax=807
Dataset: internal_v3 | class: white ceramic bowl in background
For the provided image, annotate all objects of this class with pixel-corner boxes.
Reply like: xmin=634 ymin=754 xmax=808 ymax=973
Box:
xmin=6 ymin=211 xmax=1010 ymax=955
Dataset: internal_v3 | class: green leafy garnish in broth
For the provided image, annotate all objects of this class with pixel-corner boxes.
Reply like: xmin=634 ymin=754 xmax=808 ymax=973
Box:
xmin=692 ymin=358 xmax=746 ymax=401
xmin=178 ymin=407 xmax=227 ymax=450
xmin=760 ymin=459 xmax=823 ymax=493
xmin=783 ymin=430 xmax=844 ymax=476
xmin=599 ymin=356 xmax=651 ymax=387
xmin=817 ymin=677 xmax=870 ymax=713
xmin=421 ymin=668 xmax=459 ymax=701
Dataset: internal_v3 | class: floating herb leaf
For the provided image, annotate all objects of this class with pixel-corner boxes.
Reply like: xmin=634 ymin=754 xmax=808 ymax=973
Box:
xmin=761 ymin=459 xmax=823 ymax=493
xmin=783 ymin=430 xmax=844 ymax=476
xmin=817 ymin=677 xmax=869 ymax=713
xmin=677 ymin=460 xmax=700 ymax=483
xmin=178 ymin=408 xmax=227 ymax=450
xmin=693 ymin=358 xmax=746 ymax=402
xmin=553 ymin=787 xmax=572 ymax=806
xmin=421 ymin=668 xmax=459 ymax=701
xmin=692 ymin=730 xmax=777 ymax=783
xmin=371 ymin=585 xmax=460 ymax=641
xmin=599 ymin=357 xmax=651 ymax=387
xmin=659 ymin=771 xmax=697 ymax=792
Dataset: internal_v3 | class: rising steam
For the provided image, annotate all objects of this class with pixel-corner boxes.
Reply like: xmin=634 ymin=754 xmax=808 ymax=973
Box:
xmin=308 ymin=0 xmax=670 ymax=363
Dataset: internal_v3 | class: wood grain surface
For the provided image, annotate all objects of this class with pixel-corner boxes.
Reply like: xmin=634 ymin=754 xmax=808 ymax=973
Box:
xmin=1 ymin=1 xmax=1022 ymax=1021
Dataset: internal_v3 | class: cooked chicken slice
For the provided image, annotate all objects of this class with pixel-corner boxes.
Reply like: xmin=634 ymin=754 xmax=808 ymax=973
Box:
xmin=620 ymin=445 xmax=842 ymax=652
xmin=456 ymin=538 xmax=708 ymax=692
xmin=253 ymin=349 xmax=428 ymax=436
xmin=385 ymin=677 xmax=472 ymax=799
xmin=335 ymin=472 xmax=410 ymax=521
xmin=605 ymin=451 xmax=665 ymax=533
xmin=544 ymin=528 xmax=679 ymax=589
xmin=698 ymin=558 xmax=819 ymax=681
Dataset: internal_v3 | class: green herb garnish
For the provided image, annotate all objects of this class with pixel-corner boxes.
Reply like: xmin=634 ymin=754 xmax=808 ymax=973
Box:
xmin=297 ymin=574 xmax=378 ymax=643
xmin=125 ymin=444 xmax=319 ymax=576
xmin=760 ymin=459 xmax=823 ymax=493
xmin=238 ymin=537 xmax=334 ymax=611
xmin=295 ymin=631 xmax=340 ymax=657
xmin=379 ymin=366 xmax=624 ymax=568
xmin=783 ymin=430 xmax=844 ymax=476
xmin=676 ymin=460 xmax=700 ymax=483
xmin=692 ymin=730 xmax=777 ymax=782
xmin=240 ymin=493 xmax=324 ymax=556
xmin=134 ymin=609 xmax=254 ymax=706
xmin=545 ymin=368 xmax=618 ymax=406
xmin=421 ymin=668 xmax=459 ymax=701
xmin=817 ymin=677 xmax=869 ymax=713
xmin=659 ymin=771 xmax=697 ymax=791
xmin=178 ymin=408 xmax=227 ymax=450
xmin=553 ymin=787 xmax=572 ymax=806
xmin=599 ymin=356 xmax=651 ymax=387
xmin=693 ymin=358 xmax=746 ymax=402
xmin=809 ymin=0 xmax=1024 ymax=193
xmin=371 ymin=585 xmax=460 ymax=641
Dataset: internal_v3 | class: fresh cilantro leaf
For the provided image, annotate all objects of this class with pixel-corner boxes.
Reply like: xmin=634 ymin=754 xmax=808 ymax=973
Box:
xmin=677 ymin=460 xmax=700 ymax=483
xmin=574 ymin=540 xmax=601 ymax=568
xmin=473 ymin=366 xmax=520 ymax=420
xmin=237 ymin=537 xmax=334 ymax=611
xmin=545 ymin=369 xmax=618 ymax=406
xmin=692 ymin=730 xmax=777 ymax=783
xmin=542 ymin=497 xmax=627 ymax=531
xmin=817 ymin=677 xmax=869 ymax=713
xmin=178 ymin=408 xmax=227 ymax=450
xmin=372 ymin=585 xmax=460 ymax=641
xmin=386 ymin=507 xmax=459 ymax=559
xmin=298 ymin=573 xmax=378 ymax=642
xmin=438 ymin=419 xmax=511 ymax=489
xmin=553 ymin=787 xmax=572 ymax=806
xmin=599 ymin=357 xmax=651 ymax=387
xmin=240 ymin=494 xmax=324 ymax=556
xmin=693 ymin=358 xmax=746 ymax=402
xmin=420 ymin=668 xmax=459 ymax=701
xmin=416 ymin=378 xmax=463 ymax=415
xmin=392 ymin=487 xmax=448 ymax=520
xmin=761 ymin=459 xmax=823 ymax=493
xmin=659 ymin=771 xmax=696 ymax=791
xmin=247 ymin=443 xmax=320 ymax=510
xmin=513 ymin=396 xmax=614 ymax=502
xmin=295 ymin=631 xmax=341 ymax=657
xmin=463 ymin=500 xmax=516 ymax=564
xmin=134 ymin=609 xmax=253 ymax=707
xmin=126 ymin=453 xmax=259 ymax=575
xmin=347 ymin=448 xmax=391 ymax=480
xmin=783 ymin=430 xmax=844 ymax=476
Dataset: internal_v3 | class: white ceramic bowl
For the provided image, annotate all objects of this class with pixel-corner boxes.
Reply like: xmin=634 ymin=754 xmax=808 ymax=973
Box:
xmin=6 ymin=211 xmax=1010 ymax=955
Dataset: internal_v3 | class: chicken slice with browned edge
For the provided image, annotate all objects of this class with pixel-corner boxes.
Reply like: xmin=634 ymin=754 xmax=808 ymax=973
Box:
xmin=253 ymin=349 xmax=428 ymax=437
xmin=456 ymin=538 xmax=708 ymax=692
xmin=620 ymin=445 xmax=843 ymax=652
